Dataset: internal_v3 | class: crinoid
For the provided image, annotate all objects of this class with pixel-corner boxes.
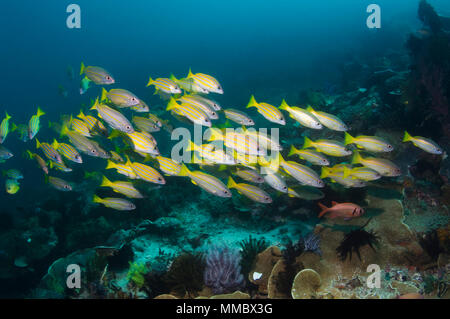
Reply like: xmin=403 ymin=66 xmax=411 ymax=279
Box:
xmin=238 ymin=235 xmax=268 ymax=277
xmin=163 ymin=252 xmax=205 ymax=298
xmin=336 ymin=219 xmax=379 ymax=261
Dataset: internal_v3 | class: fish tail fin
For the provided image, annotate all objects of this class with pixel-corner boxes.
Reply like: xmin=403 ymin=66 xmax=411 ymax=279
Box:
xmin=403 ymin=131 xmax=412 ymax=142
xmin=185 ymin=140 xmax=198 ymax=152
xmin=320 ymin=167 xmax=330 ymax=179
xmin=35 ymin=138 xmax=41 ymax=149
xmin=11 ymin=122 xmax=17 ymax=132
xmin=26 ymin=150 xmax=33 ymax=159
xmin=60 ymin=123 xmax=69 ymax=137
xmin=90 ymin=97 xmax=99 ymax=111
xmin=77 ymin=110 xmax=85 ymax=120
xmin=125 ymin=155 xmax=133 ymax=167
xmin=246 ymin=95 xmax=258 ymax=108
xmin=178 ymin=163 xmax=191 ymax=177
xmin=287 ymin=188 xmax=299 ymax=198
xmin=288 ymin=145 xmax=298 ymax=157
xmin=100 ymin=175 xmax=112 ymax=187
xmin=344 ymin=132 xmax=354 ymax=145
xmin=146 ymin=76 xmax=154 ymax=87
xmin=92 ymin=195 xmax=102 ymax=204
xmin=100 ymin=88 xmax=108 ymax=102
xmin=166 ymin=97 xmax=179 ymax=111
xmin=80 ymin=62 xmax=85 ymax=75
xmin=105 ymin=160 xmax=117 ymax=170
xmin=37 ymin=107 xmax=45 ymax=117
xmin=5 ymin=112 xmax=11 ymax=121
xmin=318 ymin=202 xmax=329 ymax=218
xmin=303 ymin=136 xmax=314 ymax=149
xmin=279 ymin=99 xmax=290 ymax=111
xmin=51 ymin=139 xmax=59 ymax=150
xmin=351 ymin=151 xmax=363 ymax=165
xmin=227 ymin=176 xmax=237 ymax=189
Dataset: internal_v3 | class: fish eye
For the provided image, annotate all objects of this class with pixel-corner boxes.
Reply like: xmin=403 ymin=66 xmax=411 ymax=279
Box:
xmin=158 ymin=177 xmax=162 ymax=181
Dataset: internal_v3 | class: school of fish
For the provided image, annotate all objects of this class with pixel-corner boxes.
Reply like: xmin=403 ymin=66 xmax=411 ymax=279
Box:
xmin=0 ymin=63 xmax=445 ymax=217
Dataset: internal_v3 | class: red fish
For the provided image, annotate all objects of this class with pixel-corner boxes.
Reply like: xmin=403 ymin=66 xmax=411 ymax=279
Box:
xmin=318 ymin=201 xmax=364 ymax=219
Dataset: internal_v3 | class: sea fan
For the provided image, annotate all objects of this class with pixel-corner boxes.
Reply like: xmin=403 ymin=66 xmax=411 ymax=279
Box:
xmin=336 ymin=221 xmax=379 ymax=261
xmin=204 ymin=246 xmax=245 ymax=294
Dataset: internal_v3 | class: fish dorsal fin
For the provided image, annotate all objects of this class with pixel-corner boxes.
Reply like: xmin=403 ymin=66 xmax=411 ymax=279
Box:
xmin=331 ymin=201 xmax=338 ymax=206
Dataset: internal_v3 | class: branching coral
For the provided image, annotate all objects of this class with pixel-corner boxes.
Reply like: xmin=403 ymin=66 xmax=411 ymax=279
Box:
xmin=204 ymin=246 xmax=245 ymax=294
xmin=336 ymin=220 xmax=379 ymax=261
xmin=239 ymin=236 xmax=268 ymax=278
xmin=164 ymin=252 xmax=205 ymax=298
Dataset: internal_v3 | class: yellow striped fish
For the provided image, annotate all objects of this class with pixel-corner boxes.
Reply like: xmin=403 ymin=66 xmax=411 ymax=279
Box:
xmin=52 ymin=139 xmax=82 ymax=163
xmin=303 ymin=136 xmax=352 ymax=157
xmin=106 ymin=157 xmax=137 ymax=179
xmin=167 ymin=97 xmax=211 ymax=127
xmin=147 ymin=76 xmax=181 ymax=94
xmin=186 ymin=69 xmax=223 ymax=94
xmin=132 ymin=116 xmax=160 ymax=133
xmin=36 ymin=138 xmax=63 ymax=163
xmin=129 ymin=160 xmax=165 ymax=185
xmin=261 ymin=168 xmax=288 ymax=193
xmin=344 ymin=132 xmax=393 ymax=153
xmin=49 ymin=160 xmax=72 ymax=173
xmin=320 ymin=167 xmax=367 ymax=188
xmin=403 ymin=131 xmax=443 ymax=155
xmin=28 ymin=107 xmax=45 ymax=140
xmin=90 ymin=98 xmax=134 ymax=133
xmin=26 ymin=150 xmax=48 ymax=174
xmin=100 ymin=175 xmax=144 ymax=199
xmin=0 ymin=112 xmax=11 ymax=144
xmin=279 ymin=100 xmax=321 ymax=129
xmin=126 ymin=131 xmax=159 ymax=156
xmin=77 ymin=111 xmax=108 ymax=136
xmin=187 ymin=140 xmax=236 ymax=165
xmin=342 ymin=166 xmax=381 ymax=181
xmin=272 ymin=154 xmax=324 ymax=188
xmin=234 ymin=168 xmax=264 ymax=184
xmin=170 ymin=74 xmax=209 ymax=94
xmin=80 ymin=62 xmax=115 ymax=85
xmin=352 ymin=151 xmax=401 ymax=177
xmin=247 ymin=95 xmax=285 ymax=125
xmin=227 ymin=177 xmax=272 ymax=203
xmin=153 ymin=156 xmax=182 ymax=176
xmin=101 ymin=88 xmax=140 ymax=107
xmin=70 ymin=116 xmax=92 ymax=137
xmin=242 ymin=128 xmax=282 ymax=151
xmin=288 ymin=145 xmax=329 ymax=166
xmin=93 ymin=195 xmax=136 ymax=211
xmin=186 ymin=94 xmax=221 ymax=111
xmin=223 ymin=109 xmax=255 ymax=126
xmin=176 ymin=95 xmax=218 ymax=119
xmin=179 ymin=164 xmax=232 ymax=198
xmin=130 ymin=99 xmax=150 ymax=113
xmin=306 ymin=106 xmax=348 ymax=131
xmin=207 ymin=128 xmax=265 ymax=156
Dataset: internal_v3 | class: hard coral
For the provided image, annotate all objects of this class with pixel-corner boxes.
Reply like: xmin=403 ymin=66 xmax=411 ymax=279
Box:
xmin=204 ymin=246 xmax=245 ymax=294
